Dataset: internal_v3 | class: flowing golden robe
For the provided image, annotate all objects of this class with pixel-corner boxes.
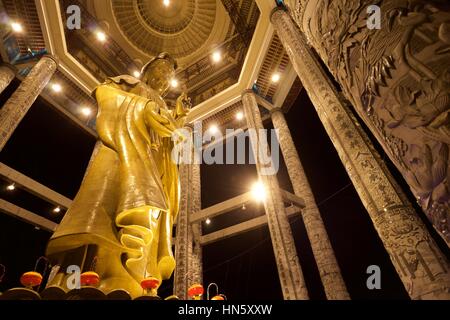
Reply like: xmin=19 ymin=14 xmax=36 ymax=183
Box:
xmin=46 ymin=76 xmax=186 ymax=297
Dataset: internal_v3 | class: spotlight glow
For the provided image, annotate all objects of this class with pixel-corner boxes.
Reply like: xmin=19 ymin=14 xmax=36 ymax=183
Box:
xmin=271 ymin=73 xmax=281 ymax=83
xmin=11 ymin=22 xmax=23 ymax=33
xmin=170 ymin=79 xmax=178 ymax=88
xmin=81 ymin=107 xmax=92 ymax=117
xmin=96 ymin=31 xmax=106 ymax=42
xmin=51 ymin=83 xmax=62 ymax=93
xmin=205 ymin=218 xmax=211 ymax=225
xmin=212 ymin=51 xmax=221 ymax=63
xmin=209 ymin=125 xmax=219 ymax=134
xmin=236 ymin=111 xmax=244 ymax=121
xmin=133 ymin=71 xmax=141 ymax=78
xmin=163 ymin=0 xmax=170 ymax=7
xmin=6 ymin=184 xmax=15 ymax=191
xmin=53 ymin=206 xmax=61 ymax=213
xmin=251 ymin=181 xmax=266 ymax=202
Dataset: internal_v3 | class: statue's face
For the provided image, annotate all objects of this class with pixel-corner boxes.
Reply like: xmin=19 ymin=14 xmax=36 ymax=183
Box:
xmin=142 ymin=59 xmax=175 ymax=95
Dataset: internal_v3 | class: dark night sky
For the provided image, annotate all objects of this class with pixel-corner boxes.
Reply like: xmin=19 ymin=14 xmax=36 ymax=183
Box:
xmin=0 ymin=77 xmax=448 ymax=299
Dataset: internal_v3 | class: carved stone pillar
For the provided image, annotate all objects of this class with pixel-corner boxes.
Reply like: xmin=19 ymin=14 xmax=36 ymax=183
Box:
xmin=271 ymin=7 xmax=450 ymax=299
xmin=290 ymin=0 xmax=450 ymax=244
xmin=271 ymin=108 xmax=350 ymax=300
xmin=174 ymin=125 xmax=203 ymax=299
xmin=0 ymin=55 xmax=57 ymax=151
xmin=190 ymin=160 xmax=203 ymax=286
xmin=242 ymin=90 xmax=309 ymax=300
xmin=0 ymin=63 xmax=15 ymax=95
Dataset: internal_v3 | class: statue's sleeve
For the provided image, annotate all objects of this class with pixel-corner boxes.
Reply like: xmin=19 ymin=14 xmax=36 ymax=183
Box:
xmin=144 ymin=101 xmax=179 ymax=138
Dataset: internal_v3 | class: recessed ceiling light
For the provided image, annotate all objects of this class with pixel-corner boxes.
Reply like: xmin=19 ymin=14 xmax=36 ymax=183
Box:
xmin=212 ymin=51 xmax=221 ymax=63
xmin=209 ymin=124 xmax=219 ymax=134
xmin=170 ymin=79 xmax=178 ymax=88
xmin=251 ymin=181 xmax=266 ymax=202
xmin=53 ymin=206 xmax=61 ymax=213
xmin=11 ymin=22 xmax=23 ymax=33
xmin=271 ymin=73 xmax=281 ymax=83
xmin=81 ymin=107 xmax=92 ymax=117
xmin=96 ymin=31 xmax=106 ymax=42
xmin=51 ymin=83 xmax=62 ymax=93
xmin=133 ymin=71 xmax=141 ymax=78
xmin=205 ymin=218 xmax=211 ymax=225
xmin=163 ymin=0 xmax=170 ymax=7
xmin=236 ymin=111 xmax=244 ymax=121
xmin=6 ymin=183 xmax=15 ymax=191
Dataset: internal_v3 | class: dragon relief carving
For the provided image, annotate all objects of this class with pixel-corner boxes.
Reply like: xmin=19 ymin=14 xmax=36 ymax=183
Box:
xmin=297 ymin=0 xmax=450 ymax=244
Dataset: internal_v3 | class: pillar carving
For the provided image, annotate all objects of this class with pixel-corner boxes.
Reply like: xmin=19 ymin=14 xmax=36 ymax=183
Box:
xmin=242 ymin=90 xmax=309 ymax=300
xmin=271 ymin=8 xmax=450 ymax=299
xmin=174 ymin=125 xmax=203 ymax=299
xmin=0 ymin=55 xmax=57 ymax=151
xmin=0 ymin=63 xmax=15 ymax=95
xmin=291 ymin=0 xmax=450 ymax=244
xmin=271 ymin=108 xmax=350 ymax=300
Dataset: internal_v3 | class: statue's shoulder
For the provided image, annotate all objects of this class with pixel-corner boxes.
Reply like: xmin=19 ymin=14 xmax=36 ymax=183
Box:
xmin=92 ymin=75 xmax=142 ymax=97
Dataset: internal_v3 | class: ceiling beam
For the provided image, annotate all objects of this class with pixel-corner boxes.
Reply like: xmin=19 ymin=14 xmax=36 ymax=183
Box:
xmin=200 ymin=204 xmax=300 ymax=245
xmin=0 ymin=162 xmax=72 ymax=209
xmin=190 ymin=191 xmax=253 ymax=224
xmin=0 ymin=199 xmax=58 ymax=232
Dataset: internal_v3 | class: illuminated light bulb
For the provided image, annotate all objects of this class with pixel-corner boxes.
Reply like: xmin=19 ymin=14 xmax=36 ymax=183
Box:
xmin=11 ymin=22 xmax=23 ymax=33
xmin=53 ymin=206 xmax=61 ymax=213
xmin=6 ymin=184 xmax=15 ymax=191
xmin=51 ymin=83 xmax=62 ymax=93
xmin=236 ymin=111 xmax=244 ymax=121
xmin=251 ymin=181 xmax=266 ymax=202
xmin=163 ymin=0 xmax=170 ymax=7
xmin=170 ymin=79 xmax=178 ymax=88
xmin=271 ymin=73 xmax=281 ymax=83
xmin=205 ymin=218 xmax=211 ymax=225
xmin=81 ymin=107 xmax=92 ymax=117
xmin=208 ymin=125 xmax=219 ymax=134
xmin=96 ymin=31 xmax=106 ymax=42
xmin=212 ymin=51 xmax=221 ymax=63
xmin=133 ymin=71 xmax=141 ymax=78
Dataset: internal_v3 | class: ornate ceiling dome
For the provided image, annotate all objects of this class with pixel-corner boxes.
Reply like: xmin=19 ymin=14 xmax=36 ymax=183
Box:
xmin=111 ymin=0 xmax=216 ymax=59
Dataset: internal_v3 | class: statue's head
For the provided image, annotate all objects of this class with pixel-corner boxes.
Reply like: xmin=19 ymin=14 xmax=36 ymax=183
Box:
xmin=141 ymin=52 xmax=178 ymax=95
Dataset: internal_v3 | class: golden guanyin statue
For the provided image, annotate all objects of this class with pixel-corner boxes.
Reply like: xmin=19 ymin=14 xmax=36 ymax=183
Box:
xmin=45 ymin=53 xmax=189 ymax=298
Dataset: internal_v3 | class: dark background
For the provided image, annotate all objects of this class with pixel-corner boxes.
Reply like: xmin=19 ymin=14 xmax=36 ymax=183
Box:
xmin=0 ymin=77 xmax=448 ymax=299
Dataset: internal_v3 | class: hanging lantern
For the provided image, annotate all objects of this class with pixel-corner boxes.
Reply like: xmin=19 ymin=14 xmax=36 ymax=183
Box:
xmin=20 ymin=271 xmax=43 ymax=288
xmin=80 ymin=271 xmax=100 ymax=287
xmin=188 ymin=284 xmax=204 ymax=300
xmin=141 ymin=277 xmax=160 ymax=291
xmin=207 ymin=282 xmax=226 ymax=300
xmin=80 ymin=256 xmax=100 ymax=287
xmin=20 ymin=256 xmax=49 ymax=290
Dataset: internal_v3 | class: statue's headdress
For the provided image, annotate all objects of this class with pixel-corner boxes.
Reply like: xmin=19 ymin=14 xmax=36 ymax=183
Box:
xmin=141 ymin=52 xmax=178 ymax=75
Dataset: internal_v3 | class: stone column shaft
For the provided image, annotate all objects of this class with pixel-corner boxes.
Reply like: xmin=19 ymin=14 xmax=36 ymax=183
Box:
xmin=271 ymin=108 xmax=349 ymax=300
xmin=242 ymin=90 xmax=309 ymax=300
xmin=0 ymin=55 xmax=57 ymax=151
xmin=271 ymin=8 xmax=450 ymax=299
xmin=0 ymin=63 xmax=15 ymax=95
xmin=174 ymin=126 xmax=203 ymax=299
xmin=292 ymin=0 xmax=450 ymax=244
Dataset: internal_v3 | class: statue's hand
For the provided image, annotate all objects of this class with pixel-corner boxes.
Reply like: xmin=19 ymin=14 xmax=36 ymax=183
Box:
xmin=176 ymin=92 xmax=191 ymax=116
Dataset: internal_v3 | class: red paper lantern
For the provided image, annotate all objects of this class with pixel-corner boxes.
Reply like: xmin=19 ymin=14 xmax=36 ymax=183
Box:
xmin=141 ymin=277 xmax=160 ymax=290
xmin=20 ymin=271 xmax=43 ymax=288
xmin=188 ymin=284 xmax=204 ymax=300
xmin=80 ymin=271 xmax=100 ymax=286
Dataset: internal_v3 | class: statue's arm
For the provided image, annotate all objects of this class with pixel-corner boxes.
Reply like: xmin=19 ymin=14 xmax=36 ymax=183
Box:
xmin=144 ymin=101 xmax=178 ymax=138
